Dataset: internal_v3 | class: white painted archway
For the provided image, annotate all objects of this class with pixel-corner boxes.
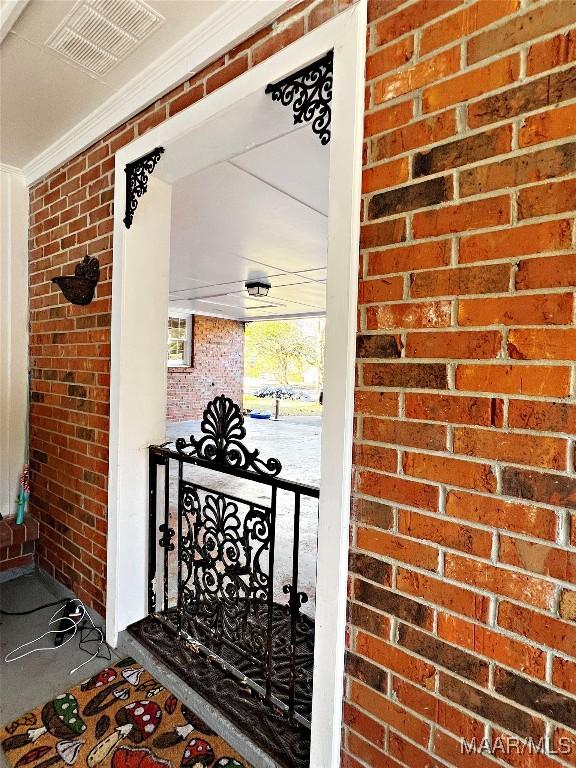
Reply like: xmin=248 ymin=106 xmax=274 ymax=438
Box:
xmin=107 ymin=5 xmax=367 ymax=765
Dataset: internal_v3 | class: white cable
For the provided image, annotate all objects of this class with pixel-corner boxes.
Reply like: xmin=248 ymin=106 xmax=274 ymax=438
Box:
xmin=4 ymin=598 xmax=106 ymax=674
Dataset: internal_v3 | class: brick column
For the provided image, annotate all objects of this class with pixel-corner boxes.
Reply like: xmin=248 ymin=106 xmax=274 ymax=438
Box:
xmin=344 ymin=1 xmax=576 ymax=765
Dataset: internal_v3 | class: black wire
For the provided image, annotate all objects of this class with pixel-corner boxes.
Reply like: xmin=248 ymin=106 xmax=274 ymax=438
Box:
xmin=78 ymin=622 xmax=112 ymax=662
xmin=2 ymin=598 xmax=112 ymax=664
xmin=0 ymin=598 xmax=68 ymax=616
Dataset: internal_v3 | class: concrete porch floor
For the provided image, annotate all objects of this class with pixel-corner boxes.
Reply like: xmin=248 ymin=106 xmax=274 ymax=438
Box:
xmin=0 ymin=573 xmax=119 ymax=727
xmin=0 ymin=573 xmax=120 ymax=768
xmin=0 ymin=573 xmax=277 ymax=768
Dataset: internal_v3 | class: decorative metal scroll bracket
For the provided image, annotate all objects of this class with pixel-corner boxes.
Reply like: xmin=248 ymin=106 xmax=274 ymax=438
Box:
xmin=175 ymin=394 xmax=282 ymax=476
xmin=265 ymin=50 xmax=333 ymax=145
xmin=123 ymin=146 xmax=165 ymax=229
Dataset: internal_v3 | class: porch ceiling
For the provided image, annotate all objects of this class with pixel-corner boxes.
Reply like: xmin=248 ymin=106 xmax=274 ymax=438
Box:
xmin=0 ymin=0 xmax=280 ymax=170
xmin=168 ymin=124 xmax=329 ymax=322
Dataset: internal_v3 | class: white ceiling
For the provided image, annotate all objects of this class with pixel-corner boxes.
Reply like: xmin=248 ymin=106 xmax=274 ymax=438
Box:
xmin=0 ymin=0 xmax=229 ymax=167
xmin=169 ymin=125 xmax=329 ymax=321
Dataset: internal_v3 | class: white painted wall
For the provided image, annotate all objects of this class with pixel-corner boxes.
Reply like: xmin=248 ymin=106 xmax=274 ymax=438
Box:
xmin=107 ymin=176 xmax=172 ymax=639
xmin=0 ymin=166 xmax=29 ymax=520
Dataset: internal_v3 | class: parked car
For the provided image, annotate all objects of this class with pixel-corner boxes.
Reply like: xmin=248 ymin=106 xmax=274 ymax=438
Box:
xmin=253 ymin=385 xmax=311 ymax=401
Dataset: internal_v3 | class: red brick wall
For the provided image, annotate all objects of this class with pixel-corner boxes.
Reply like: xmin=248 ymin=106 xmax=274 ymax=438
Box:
xmin=0 ymin=516 xmax=39 ymax=573
xmin=166 ymin=315 xmax=244 ymax=422
xmin=27 ymin=0 xmax=576 ymax=763
xmin=345 ymin=1 xmax=576 ymax=766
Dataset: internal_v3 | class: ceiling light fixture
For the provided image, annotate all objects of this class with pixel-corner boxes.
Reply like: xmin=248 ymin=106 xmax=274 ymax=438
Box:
xmin=245 ymin=280 xmax=271 ymax=297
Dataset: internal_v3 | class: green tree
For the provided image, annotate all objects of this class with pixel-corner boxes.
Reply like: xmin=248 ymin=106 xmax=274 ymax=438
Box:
xmin=245 ymin=320 xmax=319 ymax=386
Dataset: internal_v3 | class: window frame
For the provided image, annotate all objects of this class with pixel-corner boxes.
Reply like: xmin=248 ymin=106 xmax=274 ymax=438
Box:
xmin=167 ymin=313 xmax=194 ymax=368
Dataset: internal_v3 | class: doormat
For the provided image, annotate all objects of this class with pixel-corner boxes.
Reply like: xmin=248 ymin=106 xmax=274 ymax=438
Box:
xmin=127 ymin=616 xmax=311 ymax=768
xmin=1 ymin=657 xmax=250 ymax=768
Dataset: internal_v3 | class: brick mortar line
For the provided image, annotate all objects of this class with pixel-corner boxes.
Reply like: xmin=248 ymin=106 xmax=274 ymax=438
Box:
xmin=345 ymin=688 xmax=576 ymax=768
xmin=360 ymin=289 xmax=576 ymax=302
xmin=347 ymin=587 xmax=576 ymax=671
xmin=356 ymin=386 xmax=575 ymax=405
xmin=356 ymin=452 xmax=573 ymax=484
xmin=358 ymin=356 xmax=576 ymax=366
xmin=358 ymin=428 xmax=575 ymax=453
xmin=364 ymin=92 xmax=576 ymax=148
xmin=356 ymin=457 xmax=574 ymax=482
xmin=360 ymin=214 xmax=576 ymax=253
xmin=353 ymin=482 xmax=566 ymax=516
xmin=366 ymin=0 xmax=542 ymax=56
xmin=346 ymin=679 xmax=576 ymax=768
xmin=405 ymin=12 xmax=576 ymax=77
xmin=351 ymin=538 xmax=575 ymax=626
xmin=361 ymin=167 xmax=576 ymax=209
xmin=342 ymin=730 xmax=416 ymax=768
xmin=360 ymin=358 xmax=576 ymax=368
xmin=352 ymin=527 xmax=576 ymax=588
xmin=348 ymin=568 xmax=576 ymax=636
xmin=352 ymin=505 xmax=529 ymax=548
xmin=461 ymin=16 xmax=576 ymax=74
xmin=346 ymin=654 xmax=576 ymax=763
xmin=363 ymin=59 xmax=576 ymax=128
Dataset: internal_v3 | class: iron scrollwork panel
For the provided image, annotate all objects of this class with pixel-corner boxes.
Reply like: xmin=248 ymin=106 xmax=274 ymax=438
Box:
xmin=265 ymin=50 xmax=333 ymax=145
xmin=175 ymin=394 xmax=282 ymax=476
xmin=123 ymin=146 xmax=165 ymax=229
xmin=178 ymin=479 xmax=272 ymax=663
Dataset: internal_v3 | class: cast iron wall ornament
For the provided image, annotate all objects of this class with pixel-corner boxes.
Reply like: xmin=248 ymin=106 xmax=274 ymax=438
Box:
xmin=265 ymin=50 xmax=333 ymax=145
xmin=123 ymin=146 xmax=165 ymax=229
xmin=51 ymin=255 xmax=100 ymax=305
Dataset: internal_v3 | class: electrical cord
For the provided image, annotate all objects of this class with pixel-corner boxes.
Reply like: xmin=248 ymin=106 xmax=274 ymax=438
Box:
xmin=0 ymin=598 xmax=68 ymax=615
xmin=3 ymin=597 xmax=111 ymax=674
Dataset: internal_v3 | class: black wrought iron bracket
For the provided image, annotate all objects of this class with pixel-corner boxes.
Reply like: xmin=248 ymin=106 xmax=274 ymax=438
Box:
xmin=265 ymin=50 xmax=333 ymax=145
xmin=123 ymin=146 xmax=165 ymax=229
xmin=175 ymin=394 xmax=282 ymax=476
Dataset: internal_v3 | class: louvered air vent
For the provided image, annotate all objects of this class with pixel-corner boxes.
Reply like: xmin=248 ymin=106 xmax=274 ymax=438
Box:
xmin=46 ymin=0 xmax=164 ymax=76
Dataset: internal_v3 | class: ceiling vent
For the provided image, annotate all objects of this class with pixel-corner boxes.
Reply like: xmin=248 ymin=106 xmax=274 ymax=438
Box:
xmin=46 ymin=0 xmax=164 ymax=77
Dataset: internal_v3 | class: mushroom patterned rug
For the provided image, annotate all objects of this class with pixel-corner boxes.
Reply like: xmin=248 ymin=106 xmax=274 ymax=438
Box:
xmin=1 ymin=658 xmax=251 ymax=768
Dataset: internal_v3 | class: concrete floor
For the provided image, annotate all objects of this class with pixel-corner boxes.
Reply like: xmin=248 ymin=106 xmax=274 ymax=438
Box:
xmin=0 ymin=573 xmax=277 ymax=768
xmin=0 ymin=573 xmax=118 ymax=767
xmin=164 ymin=417 xmax=321 ymax=617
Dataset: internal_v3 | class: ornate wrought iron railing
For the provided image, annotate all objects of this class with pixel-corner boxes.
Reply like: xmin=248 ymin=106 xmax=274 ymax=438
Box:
xmin=147 ymin=395 xmax=318 ymax=727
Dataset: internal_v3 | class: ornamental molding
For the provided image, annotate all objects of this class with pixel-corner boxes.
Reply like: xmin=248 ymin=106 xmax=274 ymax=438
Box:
xmin=123 ymin=147 xmax=165 ymax=229
xmin=265 ymin=50 xmax=333 ymax=145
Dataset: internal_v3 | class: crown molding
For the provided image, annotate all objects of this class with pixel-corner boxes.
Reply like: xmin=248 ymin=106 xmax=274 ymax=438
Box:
xmin=22 ymin=0 xmax=293 ymax=187
xmin=0 ymin=0 xmax=29 ymax=44
xmin=0 ymin=163 xmax=25 ymax=177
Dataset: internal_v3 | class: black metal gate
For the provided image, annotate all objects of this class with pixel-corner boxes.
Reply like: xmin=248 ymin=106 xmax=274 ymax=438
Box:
xmin=146 ymin=395 xmax=318 ymax=729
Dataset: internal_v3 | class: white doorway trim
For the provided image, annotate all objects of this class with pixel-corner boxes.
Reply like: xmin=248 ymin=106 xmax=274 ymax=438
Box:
xmin=107 ymin=4 xmax=367 ymax=765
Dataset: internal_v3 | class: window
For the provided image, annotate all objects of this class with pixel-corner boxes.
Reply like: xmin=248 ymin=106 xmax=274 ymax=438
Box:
xmin=167 ymin=314 xmax=194 ymax=367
